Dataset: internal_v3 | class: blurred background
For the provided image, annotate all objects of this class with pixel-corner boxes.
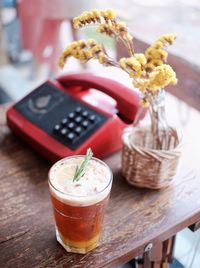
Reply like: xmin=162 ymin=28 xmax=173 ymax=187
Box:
xmin=0 ymin=0 xmax=200 ymax=267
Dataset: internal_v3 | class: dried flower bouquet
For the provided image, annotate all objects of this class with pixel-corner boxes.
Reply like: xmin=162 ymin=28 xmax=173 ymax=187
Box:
xmin=59 ymin=9 xmax=178 ymax=150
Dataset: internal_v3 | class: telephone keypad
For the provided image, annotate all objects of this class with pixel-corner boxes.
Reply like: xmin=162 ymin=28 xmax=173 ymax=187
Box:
xmin=52 ymin=104 xmax=106 ymax=148
xmin=14 ymin=82 xmax=108 ymax=150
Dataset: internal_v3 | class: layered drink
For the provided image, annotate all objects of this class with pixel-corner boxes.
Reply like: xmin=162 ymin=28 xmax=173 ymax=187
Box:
xmin=48 ymin=155 xmax=112 ymax=254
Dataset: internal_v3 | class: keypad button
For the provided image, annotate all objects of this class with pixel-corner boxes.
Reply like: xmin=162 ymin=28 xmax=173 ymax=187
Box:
xmin=68 ymin=112 xmax=75 ymax=119
xmin=54 ymin=124 xmax=61 ymax=132
xmin=60 ymin=128 xmax=68 ymax=135
xmin=89 ymin=114 xmax=96 ymax=122
xmin=67 ymin=122 xmax=76 ymax=129
xmin=75 ymin=126 xmax=83 ymax=135
xmin=67 ymin=132 xmax=76 ymax=141
xmin=82 ymin=120 xmax=89 ymax=128
xmin=75 ymin=116 xmax=83 ymax=124
xmin=61 ymin=118 xmax=68 ymax=125
xmin=82 ymin=110 xmax=89 ymax=117
xmin=75 ymin=107 xmax=82 ymax=113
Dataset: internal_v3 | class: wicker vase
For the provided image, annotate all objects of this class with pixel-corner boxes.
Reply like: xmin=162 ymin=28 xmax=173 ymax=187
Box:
xmin=121 ymin=90 xmax=182 ymax=189
xmin=122 ymin=126 xmax=182 ymax=189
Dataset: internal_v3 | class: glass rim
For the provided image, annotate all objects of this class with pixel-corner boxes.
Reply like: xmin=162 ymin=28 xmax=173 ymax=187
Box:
xmin=48 ymin=155 xmax=113 ymax=198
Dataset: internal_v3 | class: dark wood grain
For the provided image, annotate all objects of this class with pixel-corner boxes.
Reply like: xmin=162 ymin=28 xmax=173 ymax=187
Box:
xmin=0 ymin=104 xmax=200 ymax=268
xmin=117 ymin=38 xmax=200 ymax=111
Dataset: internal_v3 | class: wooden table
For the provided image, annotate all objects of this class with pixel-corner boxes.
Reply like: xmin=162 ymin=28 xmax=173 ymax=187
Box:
xmin=1 ymin=104 xmax=200 ymax=268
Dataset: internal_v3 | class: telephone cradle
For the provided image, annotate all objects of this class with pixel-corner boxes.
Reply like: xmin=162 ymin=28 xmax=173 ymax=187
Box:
xmin=6 ymin=73 xmax=144 ymax=162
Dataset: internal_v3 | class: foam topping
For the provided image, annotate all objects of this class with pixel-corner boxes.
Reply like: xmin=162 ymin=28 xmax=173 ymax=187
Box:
xmin=49 ymin=157 xmax=112 ymax=206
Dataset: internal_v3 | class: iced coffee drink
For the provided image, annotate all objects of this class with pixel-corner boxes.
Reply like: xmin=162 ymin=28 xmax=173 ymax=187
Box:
xmin=48 ymin=154 xmax=112 ymax=254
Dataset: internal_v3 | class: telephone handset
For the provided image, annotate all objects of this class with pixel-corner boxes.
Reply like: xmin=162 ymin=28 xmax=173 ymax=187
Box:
xmin=7 ymin=73 xmax=143 ymax=162
xmin=57 ymin=73 xmax=140 ymax=123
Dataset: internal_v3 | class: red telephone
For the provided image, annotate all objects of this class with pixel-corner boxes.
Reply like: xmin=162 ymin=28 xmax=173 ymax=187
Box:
xmin=7 ymin=73 xmax=143 ymax=162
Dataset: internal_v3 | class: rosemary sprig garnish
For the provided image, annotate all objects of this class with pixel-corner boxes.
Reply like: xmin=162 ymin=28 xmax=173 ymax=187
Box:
xmin=73 ymin=148 xmax=93 ymax=182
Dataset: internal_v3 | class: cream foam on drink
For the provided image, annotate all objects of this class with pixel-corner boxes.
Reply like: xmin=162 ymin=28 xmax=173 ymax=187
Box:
xmin=49 ymin=156 xmax=112 ymax=206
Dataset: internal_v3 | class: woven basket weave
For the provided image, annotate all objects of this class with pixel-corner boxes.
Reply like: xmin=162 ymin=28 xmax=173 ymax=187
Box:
xmin=122 ymin=126 xmax=182 ymax=189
